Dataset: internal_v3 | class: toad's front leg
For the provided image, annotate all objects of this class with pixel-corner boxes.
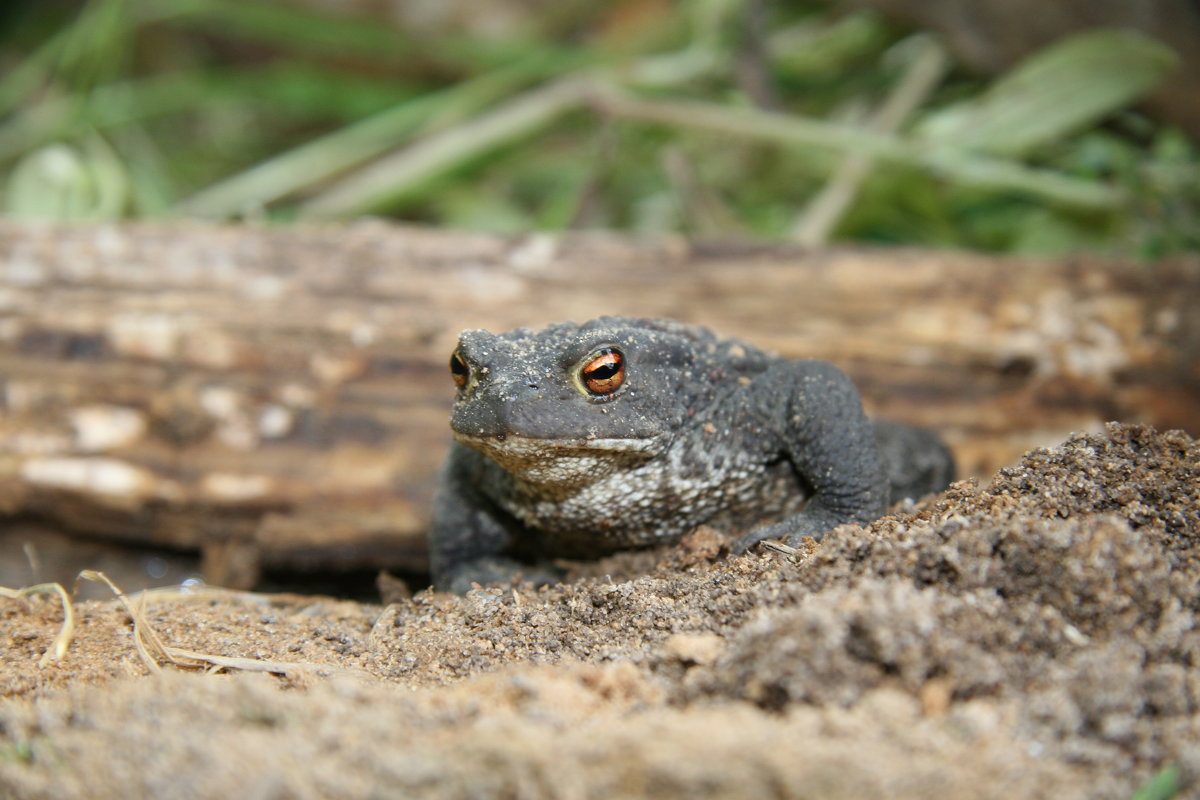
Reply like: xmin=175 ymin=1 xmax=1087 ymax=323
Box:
xmin=429 ymin=443 xmax=561 ymax=592
xmin=733 ymin=359 xmax=888 ymax=552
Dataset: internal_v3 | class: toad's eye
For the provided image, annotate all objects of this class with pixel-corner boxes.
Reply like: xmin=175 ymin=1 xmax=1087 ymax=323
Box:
xmin=580 ymin=347 xmax=625 ymax=395
xmin=449 ymin=349 xmax=470 ymax=388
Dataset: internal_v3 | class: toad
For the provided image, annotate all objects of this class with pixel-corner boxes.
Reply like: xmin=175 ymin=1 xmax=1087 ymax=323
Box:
xmin=430 ymin=317 xmax=953 ymax=592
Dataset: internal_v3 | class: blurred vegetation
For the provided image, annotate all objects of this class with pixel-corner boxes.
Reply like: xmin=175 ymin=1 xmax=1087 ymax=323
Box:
xmin=0 ymin=0 xmax=1196 ymax=255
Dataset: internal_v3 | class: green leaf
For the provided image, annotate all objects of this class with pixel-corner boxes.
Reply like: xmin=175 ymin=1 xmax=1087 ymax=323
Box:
xmin=1129 ymin=765 xmax=1182 ymax=800
xmin=915 ymin=29 xmax=1178 ymax=156
xmin=4 ymin=140 xmax=128 ymax=220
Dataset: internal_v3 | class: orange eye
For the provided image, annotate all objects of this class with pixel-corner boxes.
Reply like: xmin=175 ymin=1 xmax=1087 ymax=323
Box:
xmin=581 ymin=348 xmax=625 ymax=395
xmin=449 ymin=349 xmax=469 ymax=388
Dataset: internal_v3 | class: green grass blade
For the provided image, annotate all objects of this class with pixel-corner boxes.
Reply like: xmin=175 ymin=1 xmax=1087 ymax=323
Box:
xmin=3 ymin=134 xmax=128 ymax=220
xmin=0 ymin=24 xmax=72 ymax=118
xmin=168 ymin=0 xmax=576 ymax=73
xmin=1129 ymin=765 xmax=1182 ymax=800
xmin=0 ymin=73 xmax=215 ymax=164
xmin=178 ymin=52 xmax=580 ymax=218
xmin=915 ymin=29 xmax=1178 ymax=156
xmin=298 ymin=75 xmax=592 ymax=219
xmin=596 ymin=90 xmax=1125 ymax=208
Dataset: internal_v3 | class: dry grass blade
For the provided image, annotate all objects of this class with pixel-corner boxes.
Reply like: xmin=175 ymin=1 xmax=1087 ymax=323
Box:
xmin=70 ymin=570 xmax=347 ymax=679
xmin=4 ymin=571 xmax=358 ymax=678
xmin=79 ymin=570 xmax=169 ymax=673
xmin=0 ymin=580 xmax=76 ymax=666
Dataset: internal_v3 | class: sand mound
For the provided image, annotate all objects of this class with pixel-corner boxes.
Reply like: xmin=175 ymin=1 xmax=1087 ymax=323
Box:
xmin=1 ymin=423 xmax=1196 ymax=799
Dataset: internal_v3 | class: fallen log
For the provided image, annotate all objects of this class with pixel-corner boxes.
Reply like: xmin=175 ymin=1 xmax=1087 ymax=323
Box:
xmin=0 ymin=221 xmax=1195 ymax=586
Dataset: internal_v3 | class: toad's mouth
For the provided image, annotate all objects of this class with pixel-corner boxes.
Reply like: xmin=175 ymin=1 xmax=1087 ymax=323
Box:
xmin=453 ymin=431 xmax=663 ymax=487
xmin=453 ymin=431 xmax=662 ymax=454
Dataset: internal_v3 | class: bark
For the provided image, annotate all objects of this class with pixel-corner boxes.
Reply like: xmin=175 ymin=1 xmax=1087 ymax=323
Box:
xmin=0 ymin=221 xmax=1195 ymax=585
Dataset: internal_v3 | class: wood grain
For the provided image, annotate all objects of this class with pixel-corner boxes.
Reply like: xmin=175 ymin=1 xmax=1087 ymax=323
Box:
xmin=0 ymin=221 xmax=1195 ymax=585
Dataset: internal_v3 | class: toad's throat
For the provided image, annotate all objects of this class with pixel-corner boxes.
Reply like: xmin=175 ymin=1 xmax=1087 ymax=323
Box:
xmin=454 ymin=431 xmax=662 ymax=489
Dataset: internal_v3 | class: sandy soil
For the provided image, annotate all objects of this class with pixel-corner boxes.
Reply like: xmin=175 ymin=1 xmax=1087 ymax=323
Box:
xmin=1 ymin=422 xmax=1197 ymax=799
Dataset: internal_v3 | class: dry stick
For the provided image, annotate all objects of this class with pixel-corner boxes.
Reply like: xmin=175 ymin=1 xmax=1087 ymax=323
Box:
xmin=735 ymin=0 xmax=779 ymax=110
xmin=592 ymin=87 xmax=1125 ymax=209
xmin=760 ymin=540 xmax=804 ymax=559
xmin=791 ymin=37 xmax=949 ymax=245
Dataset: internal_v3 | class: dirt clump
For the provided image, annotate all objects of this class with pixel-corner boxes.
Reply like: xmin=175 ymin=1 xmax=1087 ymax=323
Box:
xmin=0 ymin=422 xmax=1197 ymax=799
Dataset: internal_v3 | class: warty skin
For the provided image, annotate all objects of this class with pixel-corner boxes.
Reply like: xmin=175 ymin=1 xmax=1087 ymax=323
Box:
xmin=430 ymin=317 xmax=953 ymax=593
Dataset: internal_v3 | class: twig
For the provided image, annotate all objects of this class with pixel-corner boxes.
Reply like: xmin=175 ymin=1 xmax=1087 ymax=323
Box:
xmin=662 ymin=146 xmax=743 ymax=235
xmin=760 ymin=540 xmax=803 ymax=559
xmin=792 ymin=35 xmax=949 ymax=244
xmin=735 ymin=0 xmax=778 ymax=110
xmin=592 ymin=87 xmax=1126 ymax=209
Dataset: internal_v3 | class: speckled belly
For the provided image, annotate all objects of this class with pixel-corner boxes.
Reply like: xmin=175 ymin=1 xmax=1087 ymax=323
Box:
xmin=490 ymin=454 xmax=810 ymax=558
